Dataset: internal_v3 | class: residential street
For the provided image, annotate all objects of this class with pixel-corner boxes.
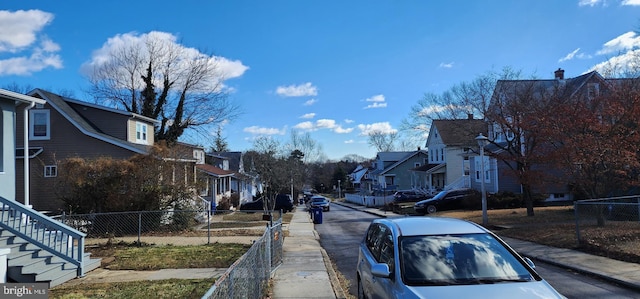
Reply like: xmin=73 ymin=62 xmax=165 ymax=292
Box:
xmin=314 ymin=203 xmax=640 ymax=299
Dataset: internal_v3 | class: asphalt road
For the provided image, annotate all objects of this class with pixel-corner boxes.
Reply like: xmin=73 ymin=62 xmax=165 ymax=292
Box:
xmin=314 ymin=203 xmax=640 ymax=298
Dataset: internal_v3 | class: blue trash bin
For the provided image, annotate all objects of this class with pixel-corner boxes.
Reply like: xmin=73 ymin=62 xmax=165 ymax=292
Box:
xmin=312 ymin=207 xmax=323 ymax=224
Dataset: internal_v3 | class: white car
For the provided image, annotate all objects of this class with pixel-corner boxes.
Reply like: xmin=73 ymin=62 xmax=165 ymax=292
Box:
xmin=357 ymin=217 xmax=566 ymax=299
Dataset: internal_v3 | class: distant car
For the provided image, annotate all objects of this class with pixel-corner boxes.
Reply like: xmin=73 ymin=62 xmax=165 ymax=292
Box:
xmin=393 ymin=190 xmax=432 ymax=203
xmin=414 ymin=189 xmax=479 ymax=215
xmin=308 ymin=196 xmax=331 ymax=212
xmin=357 ymin=217 xmax=565 ymax=299
xmin=240 ymin=195 xmax=294 ymax=213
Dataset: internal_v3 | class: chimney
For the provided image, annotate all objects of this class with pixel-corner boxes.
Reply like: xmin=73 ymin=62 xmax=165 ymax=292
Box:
xmin=468 ymin=113 xmax=473 ymax=120
xmin=554 ymin=68 xmax=565 ymax=80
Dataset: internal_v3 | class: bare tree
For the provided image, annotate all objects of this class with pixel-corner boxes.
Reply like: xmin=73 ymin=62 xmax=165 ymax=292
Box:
xmin=86 ymin=33 xmax=240 ymax=144
xmin=401 ymin=67 xmax=522 ymax=139
xmin=287 ymin=129 xmax=325 ymax=163
xmin=367 ymin=131 xmax=398 ymax=152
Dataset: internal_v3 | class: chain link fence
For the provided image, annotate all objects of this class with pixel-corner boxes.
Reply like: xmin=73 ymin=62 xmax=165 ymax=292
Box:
xmin=574 ymin=195 xmax=640 ymax=244
xmin=55 ymin=208 xmax=285 ymax=298
xmin=201 ymin=220 xmax=283 ymax=299
xmin=56 ymin=209 xmax=284 ymax=246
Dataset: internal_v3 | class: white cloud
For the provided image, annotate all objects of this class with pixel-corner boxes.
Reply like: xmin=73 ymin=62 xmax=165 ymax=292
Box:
xmin=589 ymin=48 xmax=640 ymax=74
xmin=439 ymin=62 xmax=454 ymax=68
xmin=357 ymin=122 xmax=397 ymax=136
xmin=304 ymin=99 xmax=317 ymax=106
xmin=578 ymin=0 xmax=603 ymax=6
xmin=293 ymin=118 xmax=353 ymax=133
xmin=300 ymin=113 xmax=316 ymax=119
xmin=344 ymin=119 xmax=354 ymax=124
xmin=622 ymin=0 xmax=640 ymax=5
xmin=558 ymin=48 xmax=592 ymax=62
xmin=344 ymin=140 xmax=354 ymax=144
xmin=0 ymin=9 xmax=62 ymax=76
xmin=596 ymin=31 xmax=640 ymax=55
xmin=365 ymin=94 xmax=385 ymax=102
xmin=276 ymin=82 xmax=318 ymax=97
xmin=81 ymin=31 xmax=248 ymax=90
xmin=364 ymin=102 xmax=387 ymax=109
xmin=243 ymin=126 xmax=285 ymax=135
xmin=363 ymin=94 xmax=387 ymax=109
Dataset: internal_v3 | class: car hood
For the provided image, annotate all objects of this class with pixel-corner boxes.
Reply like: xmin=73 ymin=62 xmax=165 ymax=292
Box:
xmin=403 ymin=281 xmax=565 ymax=299
xmin=414 ymin=197 xmax=437 ymax=205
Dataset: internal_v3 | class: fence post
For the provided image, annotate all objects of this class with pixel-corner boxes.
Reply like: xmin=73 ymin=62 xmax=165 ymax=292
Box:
xmin=138 ymin=212 xmax=142 ymax=245
xmin=266 ymin=223 xmax=272 ymax=271
xmin=574 ymin=201 xmax=581 ymax=245
xmin=207 ymin=209 xmax=211 ymax=244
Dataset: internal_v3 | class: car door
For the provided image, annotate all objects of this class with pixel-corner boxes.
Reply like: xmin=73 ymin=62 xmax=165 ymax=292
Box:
xmin=359 ymin=224 xmax=379 ymax=297
xmin=374 ymin=230 xmax=397 ymax=299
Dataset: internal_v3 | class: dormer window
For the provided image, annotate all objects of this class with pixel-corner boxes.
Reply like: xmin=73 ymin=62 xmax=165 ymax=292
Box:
xmin=135 ymin=122 xmax=148 ymax=144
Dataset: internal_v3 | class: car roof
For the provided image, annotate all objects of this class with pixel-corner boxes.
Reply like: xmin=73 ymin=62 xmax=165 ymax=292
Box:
xmin=374 ymin=217 xmax=487 ymax=237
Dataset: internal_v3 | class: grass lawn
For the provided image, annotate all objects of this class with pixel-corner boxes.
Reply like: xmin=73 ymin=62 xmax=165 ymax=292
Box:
xmin=49 ymin=210 xmax=294 ymax=298
xmin=51 ymin=279 xmax=212 ymax=299
xmin=442 ymin=206 xmax=640 ymax=264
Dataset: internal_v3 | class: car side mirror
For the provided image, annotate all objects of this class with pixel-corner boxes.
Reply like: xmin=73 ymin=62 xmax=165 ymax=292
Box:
xmin=371 ymin=263 xmax=392 ymax=278
xmin=524 ymin=257 xmax=536 ymax=269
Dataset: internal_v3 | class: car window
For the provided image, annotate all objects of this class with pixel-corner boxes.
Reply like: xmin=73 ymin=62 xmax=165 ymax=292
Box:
xmin=365 ymin=224 xmax=380 ymax=250
xmin=399 ymin=233 xmax=535 ymax=286
xmin=378 ymin=231 xmax=395 ymax=270
xmin=368 ymin=224 xmax=389 ymax=261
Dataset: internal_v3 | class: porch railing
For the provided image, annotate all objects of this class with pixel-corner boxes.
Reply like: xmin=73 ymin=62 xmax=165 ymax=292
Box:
xmin=0 ymin=196 xmax=86 ymax=277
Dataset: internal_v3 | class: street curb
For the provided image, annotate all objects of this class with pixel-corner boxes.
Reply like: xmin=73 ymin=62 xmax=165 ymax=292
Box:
xmin=320 ymin=247 xmax=348 ymax=299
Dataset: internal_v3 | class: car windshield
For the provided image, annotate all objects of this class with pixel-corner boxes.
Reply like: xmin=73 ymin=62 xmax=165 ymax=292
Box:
xmin=312 ymin=198 xmax=326 ymax=202
xmin=399 ymin=233 xmax=536 ymax=286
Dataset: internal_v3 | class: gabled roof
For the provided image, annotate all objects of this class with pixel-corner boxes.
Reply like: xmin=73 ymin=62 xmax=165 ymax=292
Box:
xmin=349 ymin=165 xmax=369 ymax=183
xmin=197 ymin=164 xmax=235 ymax=177
xmin=376 ymin=151 xmax=413 ymax=162
xmin=492 ymin=70 xmax=618 ymax=104
xmin=28 ymin=89 xmax=152 ymax=155
xmin=430 ymin=119 xmax=487 ymax=147
xmin=380 ymin=150 xmax=428 ymax=175
xmin=214 ymin=152 xmax=243 ymax=172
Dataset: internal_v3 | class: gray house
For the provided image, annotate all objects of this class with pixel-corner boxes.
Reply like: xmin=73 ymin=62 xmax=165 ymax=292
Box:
xmin=1 ymin=88 xmax=100 ymax=286
xmin=15 ymin=89 xmax=162 ymax=212
xmin=414 ymin=117 xmax=487 ymax=193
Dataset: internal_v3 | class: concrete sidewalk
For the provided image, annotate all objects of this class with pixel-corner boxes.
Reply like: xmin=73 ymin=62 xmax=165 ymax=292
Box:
xmin=271 ymin=207 xmax=345 ymax=299
xmin=334 ymin=200 xmax=640 ymax=292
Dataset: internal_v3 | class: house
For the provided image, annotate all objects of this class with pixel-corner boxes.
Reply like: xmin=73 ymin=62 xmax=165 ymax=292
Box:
xmin=1 ymin=88 xmax=100 ymax=286
xmin=367 ymin=150 xmax=429 ymax=193
xmin=15 ymin=89 xmax=202 ymax=213
xmin=212 ymin=151 xmax=258 ymax=204
xmin=348 ymin=164 xmax=369 ymax=193
xmin=478 ymin=68 xmax=629 ymax=201
xmin=414 ymin=116 xmax=487 ymax=193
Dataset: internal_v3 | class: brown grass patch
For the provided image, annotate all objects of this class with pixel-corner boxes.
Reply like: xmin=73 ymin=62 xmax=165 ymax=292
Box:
xmin=439 ymin=206 xmax=640 ymax=264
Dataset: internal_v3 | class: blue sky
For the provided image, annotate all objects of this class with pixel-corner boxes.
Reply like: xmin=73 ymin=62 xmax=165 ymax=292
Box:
xmin=2 ymin=1 xmax=640 ymax=160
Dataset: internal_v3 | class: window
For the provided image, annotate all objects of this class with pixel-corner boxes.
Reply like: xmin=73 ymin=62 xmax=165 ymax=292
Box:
xmin=588 ymin=83 xmax=600 ymax=99
xmin=414 ymin=162 xmax=420 ymax=168
xmin=44 ymin=165 xmax=57 ymax=177
xmin=30 ymin=110 xmax=50 ymax=140
xmin=136 ymin=122 xmax=148 ymax=144
xmin=475 ymin=157 xmax=490 ymax=183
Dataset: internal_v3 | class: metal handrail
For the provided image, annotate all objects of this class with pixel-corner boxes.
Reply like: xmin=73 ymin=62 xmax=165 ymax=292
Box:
xmin=0 ymin=196 xmax=86 ymax=277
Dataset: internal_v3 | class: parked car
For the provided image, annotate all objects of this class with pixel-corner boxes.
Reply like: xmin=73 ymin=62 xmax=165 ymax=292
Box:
xmin=392 ymin=190 xmax=431 ymax=203
xmin=240 ymin=195 xmax=294 ymax=213
xmin=308 ymin=196 xmax=331 ymax=212
xmin=357 ymin=217 xmax=565 ymax=299
xmin=413 ymin=188 xmax=479 ymax=215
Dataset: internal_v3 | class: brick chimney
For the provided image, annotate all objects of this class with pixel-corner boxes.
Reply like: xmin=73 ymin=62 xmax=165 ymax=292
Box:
xmin=554 ymin=68 xmax=565 ymax=80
